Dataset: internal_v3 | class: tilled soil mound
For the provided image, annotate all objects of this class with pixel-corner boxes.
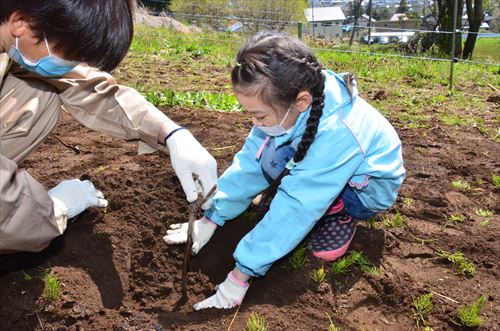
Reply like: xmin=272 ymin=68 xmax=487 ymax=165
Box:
xmin=0 ymin=107 xmax=498 ymax=330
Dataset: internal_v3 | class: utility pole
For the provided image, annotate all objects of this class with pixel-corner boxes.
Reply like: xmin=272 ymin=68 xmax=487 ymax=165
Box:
xmin=368 ymin=0 xmax=373 ymax=45
xmin=449 ymin=0 xmax=458 ymax=90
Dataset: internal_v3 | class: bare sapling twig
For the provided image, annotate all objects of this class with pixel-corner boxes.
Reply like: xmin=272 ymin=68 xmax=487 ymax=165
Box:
xmin=54 ymin=136 xmax=81 ymax=154
xmin=181 ymin=183 xmax=217 ymax=301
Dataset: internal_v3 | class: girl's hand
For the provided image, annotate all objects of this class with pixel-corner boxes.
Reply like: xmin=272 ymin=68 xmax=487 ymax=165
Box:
xmin=163 ymin=216 xmax=217 ymax=254
xmin=193 ymin=269 xmax=250 ymax=310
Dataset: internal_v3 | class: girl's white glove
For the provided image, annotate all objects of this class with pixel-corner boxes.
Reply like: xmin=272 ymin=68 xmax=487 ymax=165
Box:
xmin=193 ymin=271 xmax=249 ymax=310
xmin=48 ymin=179 xmax=108 ymax=219
xmin=166 ymin=129 xmax=217 ymax=209
xmin=163 ymin=216 xmax=217 ymax=254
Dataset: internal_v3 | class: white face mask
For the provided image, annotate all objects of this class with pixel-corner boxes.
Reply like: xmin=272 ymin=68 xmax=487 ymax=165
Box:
xmin=256 ymin=105 xmax=292 ymax=136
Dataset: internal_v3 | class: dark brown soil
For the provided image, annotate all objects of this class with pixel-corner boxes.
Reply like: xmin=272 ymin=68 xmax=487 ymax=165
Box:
xmin=0 ymin=106 xmax=499 ymax=331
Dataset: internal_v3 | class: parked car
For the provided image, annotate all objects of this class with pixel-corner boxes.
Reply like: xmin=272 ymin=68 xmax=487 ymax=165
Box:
xmin=361 ymin=35 xmax=389 ymax=45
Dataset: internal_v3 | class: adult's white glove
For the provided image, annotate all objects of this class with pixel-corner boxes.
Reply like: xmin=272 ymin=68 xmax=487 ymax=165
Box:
xmin=166 ymin=128 xmax=217 ymax=209
xmin=163 ymin=216 xmax=217 ymax=254
xmin=48 ymin=179 xmax=108 ymax=219
xmin=193 ymin=271 xmax=249 ymax=310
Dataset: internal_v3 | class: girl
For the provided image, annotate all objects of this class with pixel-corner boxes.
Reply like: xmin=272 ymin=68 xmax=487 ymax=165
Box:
xmin=164 ymin=31 xmax=405 ymax=310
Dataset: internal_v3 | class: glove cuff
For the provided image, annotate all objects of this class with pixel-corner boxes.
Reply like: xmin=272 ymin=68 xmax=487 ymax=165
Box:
xmin=228 ymin=271 xmax=249 ymax=288
xmin=201 ymin=215 xmax=218 ymax=228
xmin=164 ymin=127 xmax=187 ymax=143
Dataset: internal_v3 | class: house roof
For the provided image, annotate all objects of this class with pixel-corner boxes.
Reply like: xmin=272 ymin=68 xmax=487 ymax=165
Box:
xmin=304 ymin=6 xmax=345 ymax=22
xmin=361 ymin=14 xmax=376 ymax=22
xmin=390 ymin=13 xmax=408 ymax=21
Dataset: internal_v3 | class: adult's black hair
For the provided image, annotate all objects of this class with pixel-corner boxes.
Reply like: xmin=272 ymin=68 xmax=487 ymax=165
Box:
xmin=0 ymin=0 xmax=134 ymax=72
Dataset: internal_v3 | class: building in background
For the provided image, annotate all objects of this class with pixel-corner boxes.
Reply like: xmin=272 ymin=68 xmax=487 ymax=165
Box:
xmin=304 ymin=6 xmax=346 ymax=39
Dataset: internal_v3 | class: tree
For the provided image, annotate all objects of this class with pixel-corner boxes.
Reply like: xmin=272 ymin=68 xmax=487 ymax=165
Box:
xmin=435 ymin=0 xmax=464 ymax=56
xmin=170 ymin=0 xmax=304 ymax=31
xmin=138 ymin=0 xmax=172 ymax=13
xmin=462 ymin=0 xmax=484 ymax=59
xmin=397 ymin=0 xmax=410 ymax=13
xmin=378 ymin=7 xmax=392 ymax=20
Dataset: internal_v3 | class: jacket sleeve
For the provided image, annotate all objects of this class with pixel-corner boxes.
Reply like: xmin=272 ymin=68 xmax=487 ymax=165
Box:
xmin=11 ymin=64 xmax=170 ymax=154
xmin=233 ymin=128 xmax=365 ymax=277
xmin=0 ymin=154 xmax=66 ymax=253
xmin=204 ymin=128 xmax=270 ymax=226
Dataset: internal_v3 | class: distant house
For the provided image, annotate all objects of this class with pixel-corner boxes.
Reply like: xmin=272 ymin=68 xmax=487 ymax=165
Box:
xmin=308 ymin=0 xmax=343 ymax=7
xmin=360 ymin=14 xmax=376 ymax=27
xmin=374 ymin=18 xmax=420 ymax=32
xmin=303 ymin=6 xmax=346 ymax=39
xmin=390 ymin=13 xmax=409 ymax=21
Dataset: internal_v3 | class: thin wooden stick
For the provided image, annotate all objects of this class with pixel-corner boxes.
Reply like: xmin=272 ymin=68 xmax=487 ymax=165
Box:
xmin=35 ymin=311 xmax=43 ymax=329
xmin=210 ymin=145 xmax=236 ymax=151
xmin=181 ymin=184 xmax=217 ymax=300
xmin=429 ymin=289 xmax=459 ymax=304
xmin=227 ymin=278 xmax=253 ymax=331
xmin=486 ymin=83 xmax=499 ymax=92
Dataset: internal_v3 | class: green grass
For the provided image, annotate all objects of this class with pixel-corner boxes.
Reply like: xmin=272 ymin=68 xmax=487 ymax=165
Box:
xmin=20 ymin=270 xmax=32 ymax=281
xmin=365 ymin=217 xmax=378 ymax=229
xmin=447 ymin=213 xmax=467 ymax=223
xmin=288 ymin=244 xmax=308 ymax=269
xmin=435 ymin=248 xmax=475 ymax=277
xmin=143 ymin=89 xmax=241 ymax=112
xmin=310 ymin=265 xmax=327 ymax=284
xmin=245 ymin=312 xmax=269 ymax=331
xmin=451 ymin=180 xmax=471 ymax=191
xmin=492 ymin=174 xmax=500 ymax=187
xmin=326 ymin=312 xmax=340 ymax=331
xmin=331 ymin=250 xmax=381 ymax=277
xmin=474 ymin=208 xmax=494 ymax=217
xmin=402 ymin=197 xmax=414 ymax=208
xmin=113 ymin=25 xmax=500 ymax=141
xmin=411 ymin=293 xmax=433 ymax=328
xmin=455 ymin=295 xmax=487 ymax=328
xmin=381 ymin=211 xmax=407 ymax=228
xmin=42 ymin=274 xmax=61 ymax=301
xmin=471 ymin=37 xmax=500 ymax=62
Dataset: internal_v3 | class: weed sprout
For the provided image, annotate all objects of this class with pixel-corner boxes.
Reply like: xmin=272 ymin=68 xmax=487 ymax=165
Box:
xmin=435 ymin=248 xmax=475 ymax=277
xmin=245 ymin=312 xmax=269 ymax=331
xmin=310 ymin=266 xmax=327 ymax=284
xmin=331 ymin=251 xmax=381 ymax=277
xmin=474 ymin=209 xmax=494 ymax=217
xmin=456 ymin=295 xmax=487 ymax=328
xmin=381 ymin=211 xmax=407 ymax=228
xmin=451 ymin=180 xmax=471 ymax=191
xmin=326 ymin=312 xmax=340 ymax=331
xmin=288 ymin=244 xmax=308 ymax=269
xmin=43 ymin=274 xmax=61 ymax=301
xmin=447 ymin=214 xmax=467 ymax=223
xmin=411 ymin=293 xmax=433 ymax=328
xmin=492 ymin=174 xmax=500 ymax=187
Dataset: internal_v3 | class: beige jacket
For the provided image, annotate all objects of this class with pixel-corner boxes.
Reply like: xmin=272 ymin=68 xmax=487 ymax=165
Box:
xmin=0 ymin=53 xmax=170 ymax=253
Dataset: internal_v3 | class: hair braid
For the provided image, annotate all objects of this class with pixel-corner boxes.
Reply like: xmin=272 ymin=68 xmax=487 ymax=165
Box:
xmin=293 ymin=72 xmax=325 ymax=163
xmin=258 ymin=71 xmax=325 ymax=208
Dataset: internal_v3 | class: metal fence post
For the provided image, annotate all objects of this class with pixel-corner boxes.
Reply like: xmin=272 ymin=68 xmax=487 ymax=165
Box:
xmin=449 ymin=0 xmax=458 ymax=90
xmin=298 ymin=21 xmax=303 ymax=40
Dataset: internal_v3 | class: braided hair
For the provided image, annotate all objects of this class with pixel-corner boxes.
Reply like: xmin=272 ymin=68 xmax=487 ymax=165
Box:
xmin=231 ymin=31 xmax=326 ymax=206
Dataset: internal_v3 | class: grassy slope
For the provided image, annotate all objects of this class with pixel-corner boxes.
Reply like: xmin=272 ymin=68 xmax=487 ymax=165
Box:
xmin=113 ymin=25 xmax=499 ymax=140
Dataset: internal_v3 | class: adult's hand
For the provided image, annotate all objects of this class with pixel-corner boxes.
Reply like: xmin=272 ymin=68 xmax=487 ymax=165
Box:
xmin=48 ymin=179 xmax=108 ymax=219
xmin=165 ymin=128 xmax=217 ymax=208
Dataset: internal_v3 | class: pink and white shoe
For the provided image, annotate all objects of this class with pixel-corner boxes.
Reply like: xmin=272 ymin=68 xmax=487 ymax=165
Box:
xmin=309 ymin=204 xmax=356 ymax=261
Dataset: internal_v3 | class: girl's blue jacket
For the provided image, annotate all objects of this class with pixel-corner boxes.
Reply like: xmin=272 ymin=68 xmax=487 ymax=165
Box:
xmin=205 ymin=70 xmax=406 ymax=277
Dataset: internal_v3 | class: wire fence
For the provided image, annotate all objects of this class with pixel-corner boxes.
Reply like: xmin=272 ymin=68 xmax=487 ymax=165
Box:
xmin=139 ymin=5 xmax=499 ymax=88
